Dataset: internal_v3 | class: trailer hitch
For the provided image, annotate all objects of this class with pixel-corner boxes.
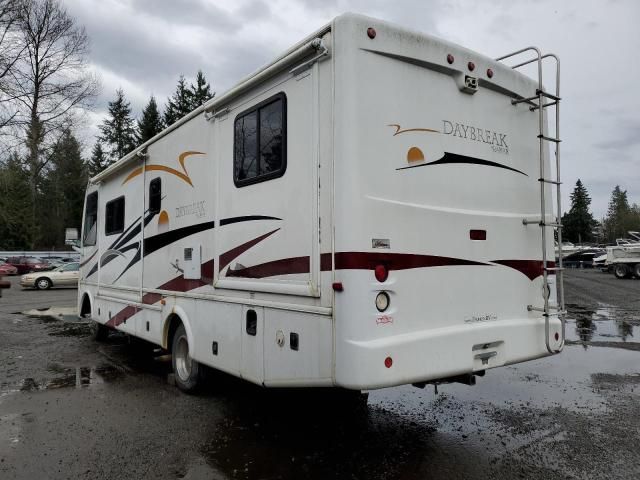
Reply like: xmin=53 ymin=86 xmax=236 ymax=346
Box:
xmin=412 ymin=371 xmax=484 ymax=393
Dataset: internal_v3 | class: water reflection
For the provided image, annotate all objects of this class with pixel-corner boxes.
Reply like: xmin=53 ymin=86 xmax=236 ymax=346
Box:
xmin=566 ymin=303 xmax=640 ymax=348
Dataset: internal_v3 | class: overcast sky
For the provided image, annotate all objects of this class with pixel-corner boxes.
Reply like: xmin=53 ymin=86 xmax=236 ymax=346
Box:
xmin=64 ymin=0 xmax=640 ymax=218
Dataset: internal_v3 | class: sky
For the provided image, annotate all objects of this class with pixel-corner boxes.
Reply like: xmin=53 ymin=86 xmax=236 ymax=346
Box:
xmin=63 ymin=0 xmax=640 ymax=218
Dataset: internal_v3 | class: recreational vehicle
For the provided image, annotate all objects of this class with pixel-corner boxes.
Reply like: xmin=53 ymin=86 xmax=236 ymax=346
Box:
xmin=78 ymin=14 xmax=565 ymax=394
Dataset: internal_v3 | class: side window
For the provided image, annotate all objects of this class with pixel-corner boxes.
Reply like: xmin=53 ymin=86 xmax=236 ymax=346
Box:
xmin=234 ymin=92 xmax=286 ymax=186
xmin=105 ymin=196 xmax=125 ymax=235
xmin=83 ymin=192 xmax=98 ymax=246
xmin=149 ymin=177 xmax=161 ymax=214
xmin=63 ymin=263 xmax=79 ymax=272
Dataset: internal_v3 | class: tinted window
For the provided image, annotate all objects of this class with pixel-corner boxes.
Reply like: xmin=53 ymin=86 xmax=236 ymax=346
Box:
xmin=63 ymin=263 xmax=79 ymax=271
xmin=105 ymin=196 xmax=125 ymax=235
xmin=83 ymin=192 xmax=98 ymax=246
xmin=234 ymin=93 xmax=286 ymax=186
xmin=149 ymin=178 xmax=161 ymax=214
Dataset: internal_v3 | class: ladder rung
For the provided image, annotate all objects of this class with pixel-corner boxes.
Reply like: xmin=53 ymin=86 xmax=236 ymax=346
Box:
xmin=538 ymin=134 xmax=561 ymax=143
xmin=536 ymin=89 xmax=561 ymax=101
xmin=530 ymin=101 xmax=558 ymax=111
xmin=527 ymin=304 xmax=562 ymax=313
xmin=538 ymin=178 xmax=561 ymax=185
xmin=512 ymin=95 xmax=538 ymax=105
xmin=522 ymin=219 xmax=563 ymax=227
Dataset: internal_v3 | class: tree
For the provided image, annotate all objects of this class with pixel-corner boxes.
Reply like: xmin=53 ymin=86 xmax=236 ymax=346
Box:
xmin=163 ymin=75 xmax=191 ymax=126
xmin=604 ymin=185 xmax=632 ymax=241
xmin=561 ymin=179 xmax=596 ymax=244
xmin=163 ymin=71 xmax=214 ymax=125
xmin=88 ymin=141 xmax=106 ymax=177
xmin=6 ymin=0 xmax=97 ymax=247
xmin=0 ymin=0 xmax=26 ymax=131
xmin=0 ymin=152 xmax=33 ymax=249
xmin=99 ymin=88 xmax=136 ymax=163
xmin=38 ymin=129 xmax=87 ymax=247
xmin=189 ymin=70 xmax=213 ymax=108
xmin=136 ymin=95 xmax=163 ymax=146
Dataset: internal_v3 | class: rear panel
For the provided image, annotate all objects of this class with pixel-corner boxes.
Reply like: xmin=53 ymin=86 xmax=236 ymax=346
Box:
xmin=332 ymin=15 xmax=561 ymax=389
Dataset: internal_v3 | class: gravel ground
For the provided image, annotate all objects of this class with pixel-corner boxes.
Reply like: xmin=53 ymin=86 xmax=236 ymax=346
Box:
xmin=0 ymin=270 xmax=639 ymax=480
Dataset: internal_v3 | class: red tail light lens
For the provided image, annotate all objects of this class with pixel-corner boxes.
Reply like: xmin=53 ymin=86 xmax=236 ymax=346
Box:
xmin=374 ymin=265 xmax=388 ymax=282
xmin=446 ymin=54 xmax=454 ymax=64
xmin=384 ymin=356 xmax=393 ymax=368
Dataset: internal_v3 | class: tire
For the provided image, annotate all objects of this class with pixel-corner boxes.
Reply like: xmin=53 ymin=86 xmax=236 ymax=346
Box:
xmin=35 ymin=277 xmax=51 ymax=290
xmin=91 ymin=322 xmax=110 ymax=342
xmin=613 ymin=264 xmax=629 ymax=279
xmin=634 ymin=264 xmax=640 ymax=278
xmin=171 ymin=324 xmax=202 ymax=393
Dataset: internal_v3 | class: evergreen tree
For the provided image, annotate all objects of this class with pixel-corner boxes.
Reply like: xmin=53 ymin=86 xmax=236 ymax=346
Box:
xmin=561 ymin=179 xmax=596 ymax=244
xmin=88 ymin=142 xmax=107 ymax=177
xmin=604 ymin=185 xmax=632 ymax=241
xmin=137 ymin=96 xmax=164 ymax=146
xmin=189 ymin=70 xmax=214 ymax=108
xmin=39 ymin=130 xmax=88 ymax=248
xmin=163 ymin=75 xmax=192 ymax=126
xmin=0 ymin=153 xmax=33 ymax=249
xmin=99 ymin=89 xmax=137 ymax=163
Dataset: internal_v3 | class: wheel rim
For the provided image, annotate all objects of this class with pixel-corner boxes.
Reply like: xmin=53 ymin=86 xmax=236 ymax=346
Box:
xmin=174 ymin=336 xmax=192 ymax=381
xmin=616 ymin=266 xmax=626 ymax=276
xmin=37 ymin=279 xmax=48 ymax=289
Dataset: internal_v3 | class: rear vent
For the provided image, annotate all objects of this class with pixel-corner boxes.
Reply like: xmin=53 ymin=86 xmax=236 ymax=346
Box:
xmin=184 ymin=248 xmax=193 ymax=261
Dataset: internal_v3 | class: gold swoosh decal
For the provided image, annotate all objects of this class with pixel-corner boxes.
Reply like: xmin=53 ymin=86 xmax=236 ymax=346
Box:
xmin=122 ymin=151 xmax=205 ymax=186
xmin=388 ymin=124 xmax=440 ymax=136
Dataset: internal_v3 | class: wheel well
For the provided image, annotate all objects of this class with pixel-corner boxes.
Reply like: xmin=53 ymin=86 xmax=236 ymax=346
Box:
xmin=164 ymin=313 xmax=183 ymax=351
xmin=37 ymin=276 xmax=52 ymax=286
xmin=80 ymin=294 xmax=91 ymax=318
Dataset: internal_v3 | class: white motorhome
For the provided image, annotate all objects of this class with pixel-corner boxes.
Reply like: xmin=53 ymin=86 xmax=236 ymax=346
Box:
xmin=78 ymin=14 xmax=565 ymax=394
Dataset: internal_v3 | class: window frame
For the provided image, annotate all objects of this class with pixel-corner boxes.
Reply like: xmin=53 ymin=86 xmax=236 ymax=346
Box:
xmin=149 ymin=177 xmax=161 ymax=214
xmin=233 ymin=92 xmax=287 ymax=187
xmin=105 ymin=195 xmax=126 ymax=236
xmin=83 ymin=191 xmax=98 ymax=246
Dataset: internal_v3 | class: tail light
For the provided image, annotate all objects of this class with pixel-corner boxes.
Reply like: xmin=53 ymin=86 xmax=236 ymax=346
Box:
xmin=374 ymin=264 xmax=388 ymax=282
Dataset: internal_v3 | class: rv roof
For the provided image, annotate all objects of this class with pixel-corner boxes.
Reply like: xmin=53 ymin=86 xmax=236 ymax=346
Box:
xmin=91 ymin=13 xmax=540 ymax=184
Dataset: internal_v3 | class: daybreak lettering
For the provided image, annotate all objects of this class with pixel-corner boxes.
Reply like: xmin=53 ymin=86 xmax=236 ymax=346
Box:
xmin=442 ymin=120 xmax=508 ymax=148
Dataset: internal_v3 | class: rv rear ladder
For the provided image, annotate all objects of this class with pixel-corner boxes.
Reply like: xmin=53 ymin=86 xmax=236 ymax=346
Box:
xmin=496 ymin=47 xmax=565 ymax=354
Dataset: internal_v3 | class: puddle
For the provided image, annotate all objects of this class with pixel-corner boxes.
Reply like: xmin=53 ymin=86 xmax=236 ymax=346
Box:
xmin=19 ymin=365 xmax=124 ymax=391
xmin=566 ymin=303 xmax=640 ymax=348
xmin=24 ymin=312 xmax=93 ymax=337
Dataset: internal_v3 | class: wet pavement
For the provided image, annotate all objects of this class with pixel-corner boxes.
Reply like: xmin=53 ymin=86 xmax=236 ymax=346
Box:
xmin=0 ymin=271 xmax=639 ymax=479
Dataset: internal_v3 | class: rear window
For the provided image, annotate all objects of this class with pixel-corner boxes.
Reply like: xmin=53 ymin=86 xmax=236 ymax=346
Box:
xmin=83 ymin=192 xmax=98 ymax=246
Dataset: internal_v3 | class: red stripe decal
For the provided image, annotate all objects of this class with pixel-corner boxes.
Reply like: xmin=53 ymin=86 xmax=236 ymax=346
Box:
xmin=219 ymin=229 xmax=280 ymax=272
xmin=227 ymin=256 xmax=310 ymax=278
xmin=334 ymin=252 xmax=487 ymax=270
xmin=107 ymin=259 xmax=215 ymax=327
xmin=491 ymin=260 xmax=554 ymax=280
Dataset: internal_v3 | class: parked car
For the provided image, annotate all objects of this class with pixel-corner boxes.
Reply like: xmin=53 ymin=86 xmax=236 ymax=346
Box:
xmin=562 ymin=249 xmax=606 ymax=268
xmin=20 ymin=262 xmax=79 ymax=290
xmin=5 ymin=256 xmax=51 ymax=274
xmin=0 ymin=261 xmax=18 ymax=275
xmin=592 ymin=253 xmax=610 ymax=272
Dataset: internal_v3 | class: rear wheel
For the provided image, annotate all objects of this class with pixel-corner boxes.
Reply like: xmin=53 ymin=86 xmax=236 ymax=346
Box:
xmin=171 ymin=324 xmax=202 ymax=393
xmin=613 ymin=264 xmax=629 ymax=279
xmin=634 ymin=264 xmax=640 ymax=278
xmin=35 ymin=277 xmax=51 ymax=290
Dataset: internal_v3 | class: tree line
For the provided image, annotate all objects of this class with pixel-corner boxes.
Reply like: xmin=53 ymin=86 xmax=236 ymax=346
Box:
xmin=562 ymin=180 xmax=640 ymax=244
xmin=0 ymin=0 xmax=213 ymax=249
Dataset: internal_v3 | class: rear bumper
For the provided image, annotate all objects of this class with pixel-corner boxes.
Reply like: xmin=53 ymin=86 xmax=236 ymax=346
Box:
xmin=335 ymin=316 xmax=562 ymax=390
